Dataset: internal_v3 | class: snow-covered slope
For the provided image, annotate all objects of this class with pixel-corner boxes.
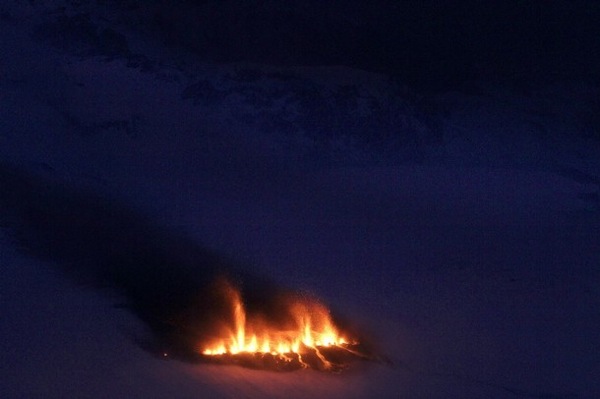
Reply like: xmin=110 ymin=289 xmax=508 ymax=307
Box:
xmin=1 ymin=1 xmax=599 ymax=398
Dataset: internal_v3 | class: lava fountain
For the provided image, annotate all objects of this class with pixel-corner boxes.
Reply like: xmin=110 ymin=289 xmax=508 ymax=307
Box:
xmin=199 ymin=278 xmax=367 ymax=372
xmin=0 ymin=164 xmax=378 ymax=372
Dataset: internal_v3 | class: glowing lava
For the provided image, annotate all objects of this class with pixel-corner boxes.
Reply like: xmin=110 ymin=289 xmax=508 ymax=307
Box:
xmin=200 ymin=279 xmax=355 ymax=370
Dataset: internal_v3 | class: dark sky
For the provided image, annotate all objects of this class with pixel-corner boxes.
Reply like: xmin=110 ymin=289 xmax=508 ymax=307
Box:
xmin=149 ymin=0 xmax=600 ymax=89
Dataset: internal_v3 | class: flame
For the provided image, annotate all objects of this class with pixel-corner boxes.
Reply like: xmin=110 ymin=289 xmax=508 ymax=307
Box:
xmin=201 ymin=279 xmax=352 ymax=366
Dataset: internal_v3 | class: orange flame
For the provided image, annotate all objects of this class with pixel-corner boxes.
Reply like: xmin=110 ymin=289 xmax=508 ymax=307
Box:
xmin=201 ymin=280 xmax=351 ymax=363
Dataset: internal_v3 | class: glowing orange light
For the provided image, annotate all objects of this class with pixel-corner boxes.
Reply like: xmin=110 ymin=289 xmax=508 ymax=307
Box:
xmin=200 ymin=280 xmax=354 ymax=369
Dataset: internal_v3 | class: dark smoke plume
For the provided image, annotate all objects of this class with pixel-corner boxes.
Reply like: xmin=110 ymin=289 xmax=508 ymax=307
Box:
xmin=0 ymin=164 xmax=374 ymax=370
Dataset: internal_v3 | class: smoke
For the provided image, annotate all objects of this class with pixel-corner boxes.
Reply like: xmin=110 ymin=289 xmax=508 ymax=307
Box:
xmin=0 ymin=165 xmax=268 ymax=358
xmin=0 ymin=164 xmax=372 ymax=369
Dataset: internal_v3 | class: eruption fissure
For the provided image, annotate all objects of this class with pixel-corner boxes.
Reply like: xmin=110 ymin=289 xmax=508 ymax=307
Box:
xmin=201 ymin=279 xmax=356 ymax=370
xmin=0 ymin=165 xmax=376 ymax=373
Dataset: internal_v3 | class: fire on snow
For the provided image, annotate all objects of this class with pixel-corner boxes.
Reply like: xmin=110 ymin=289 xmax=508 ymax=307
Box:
xmin=200 ymin=280 xmax=353 ymax=362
